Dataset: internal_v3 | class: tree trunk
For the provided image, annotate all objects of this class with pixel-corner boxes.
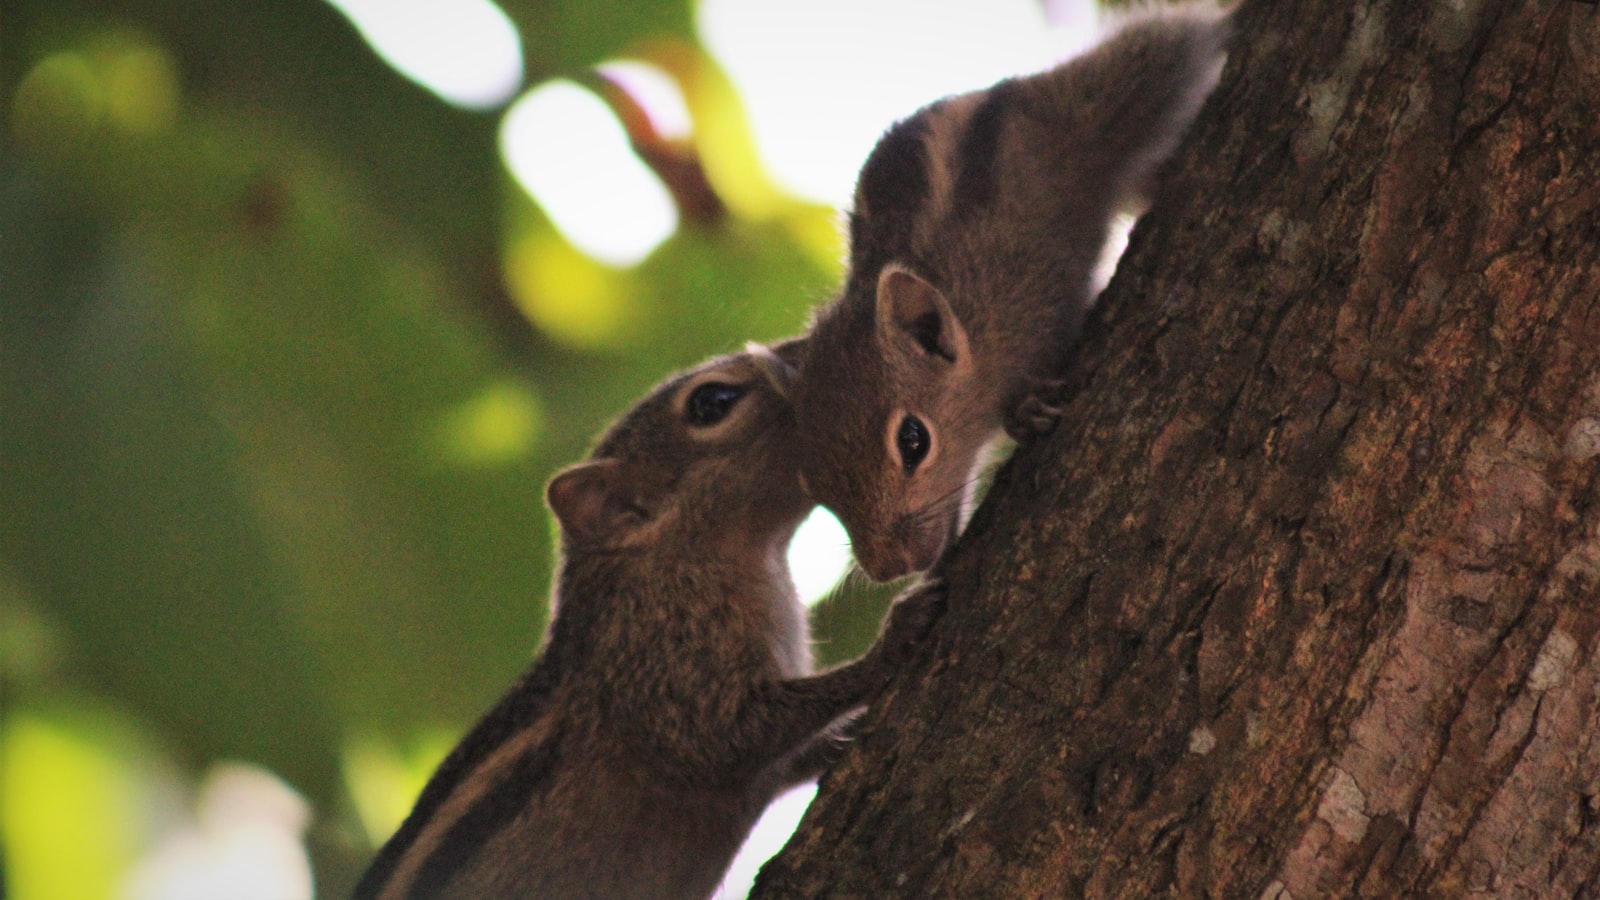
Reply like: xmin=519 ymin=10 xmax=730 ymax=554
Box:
xmin=754 ymin=1 xmax=1600 ymax=896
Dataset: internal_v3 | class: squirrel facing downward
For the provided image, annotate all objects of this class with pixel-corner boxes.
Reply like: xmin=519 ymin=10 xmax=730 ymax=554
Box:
xmin=353 ymin=343 xmax=944 ymax=900
xmin=794 ymin=7 xmax=1231 ymax=581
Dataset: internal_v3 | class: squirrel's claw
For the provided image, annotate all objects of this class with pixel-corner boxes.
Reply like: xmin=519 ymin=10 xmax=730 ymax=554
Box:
xmin=877 ymin=577 xmax=948 ymax=665
xmin=1005 ymin=379 xmax=1070 ymax=440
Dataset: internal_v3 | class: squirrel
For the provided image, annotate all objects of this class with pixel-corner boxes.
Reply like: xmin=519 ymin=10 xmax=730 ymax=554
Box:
xmin=792 ymin=5 xmax=1231 ymax=581
xmin=352 ymin=341 xmax=946 ymax=900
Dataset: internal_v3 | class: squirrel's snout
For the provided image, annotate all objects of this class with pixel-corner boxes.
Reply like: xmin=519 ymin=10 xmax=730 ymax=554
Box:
xmin=853 ymin=525 xmax=946 ymax=582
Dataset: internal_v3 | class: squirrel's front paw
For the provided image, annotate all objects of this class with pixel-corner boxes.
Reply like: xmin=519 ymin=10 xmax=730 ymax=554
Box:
xmin=877 ymin=578 xmax=949 ymax=664
xmin=1005 ymin=378 xmax=1070 ymax=441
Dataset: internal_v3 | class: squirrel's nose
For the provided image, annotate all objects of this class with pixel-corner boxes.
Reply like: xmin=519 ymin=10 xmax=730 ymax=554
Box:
xmin=853 ymin=529 xmax=944 ymax=582
xmin=850 ymin=532 xmax=913 ymax=582
xmin=857 ymin=550 xmax=912 ymax=582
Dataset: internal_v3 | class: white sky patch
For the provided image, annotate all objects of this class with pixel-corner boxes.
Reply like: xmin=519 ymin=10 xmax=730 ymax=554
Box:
xmin=1092 ymin=211 xmax=1137 ymax=294
xmin=716 ymin=782 xmax=817 ymax=899
xmin=697 ymin=0 xmax=1097 ymax=207
xmin=501 ymin=80 xmax=679 ymax=267
xmin=787 ymin=507 xmax=852 ymax=606
xmin=598 ymin=59 xmax=695 ymax=141
xmin=120 ymin=763 xmax=313 ymax=900
xmin=324 ymin=0 xmax=523 ymax=109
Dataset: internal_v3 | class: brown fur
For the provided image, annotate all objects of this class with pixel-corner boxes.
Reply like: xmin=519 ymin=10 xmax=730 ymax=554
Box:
xmin=796 ymin=6 xmax=1231 ymax=580
xmin=355 ymin=341 xmax=944 ymax=900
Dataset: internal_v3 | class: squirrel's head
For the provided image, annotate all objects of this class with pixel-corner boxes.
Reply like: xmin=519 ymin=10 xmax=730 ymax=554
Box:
xmin=795 ymin=265 xmax=989 ymax=582
xmin=785 ymin=103 xmax=990 ymax=582
xmin=547 ymin=340 xmax=810 ymax=556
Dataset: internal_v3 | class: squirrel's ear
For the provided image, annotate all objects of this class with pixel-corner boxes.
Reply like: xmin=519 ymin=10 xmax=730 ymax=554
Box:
xmin=547 ymin=459 xmax=648 ymax=546
xmin=745 ymin=339 xmax=800 ymax=399
xmin=876 ymin=264 xmax=969 ymax=368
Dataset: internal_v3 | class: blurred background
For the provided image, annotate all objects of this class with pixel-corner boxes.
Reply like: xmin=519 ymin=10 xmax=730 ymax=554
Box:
xmin=0 ymin=0 xmax=1098 ymax=896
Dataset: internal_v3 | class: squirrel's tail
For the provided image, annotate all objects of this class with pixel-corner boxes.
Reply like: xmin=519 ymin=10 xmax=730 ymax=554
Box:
xmin=1015 ymin=3 xmax=1232 ymax=215
xmin=843 ymin=3 xmax=1230 ymax=296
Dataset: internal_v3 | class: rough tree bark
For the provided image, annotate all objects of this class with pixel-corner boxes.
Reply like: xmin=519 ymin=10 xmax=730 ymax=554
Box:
xmin=755 ymin=1 xmax=1600 ymax=896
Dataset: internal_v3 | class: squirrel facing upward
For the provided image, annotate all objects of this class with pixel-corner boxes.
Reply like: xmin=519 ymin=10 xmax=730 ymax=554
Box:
xmin=794 ymin=7 xmax=1231 ymax=581
xmin=353 ymin=342 xmax=944 ymax=900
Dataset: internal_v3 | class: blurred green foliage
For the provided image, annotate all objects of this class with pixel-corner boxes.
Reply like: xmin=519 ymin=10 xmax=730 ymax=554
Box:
xmin=0 ymin=0 xmax=892 ymax=895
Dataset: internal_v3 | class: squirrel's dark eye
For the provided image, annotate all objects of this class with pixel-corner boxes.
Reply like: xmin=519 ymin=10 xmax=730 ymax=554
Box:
xmin=896 ymin=415 xmax=930 ymax=473
xmin=685 ymin=382 xmax=746 ymax=427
